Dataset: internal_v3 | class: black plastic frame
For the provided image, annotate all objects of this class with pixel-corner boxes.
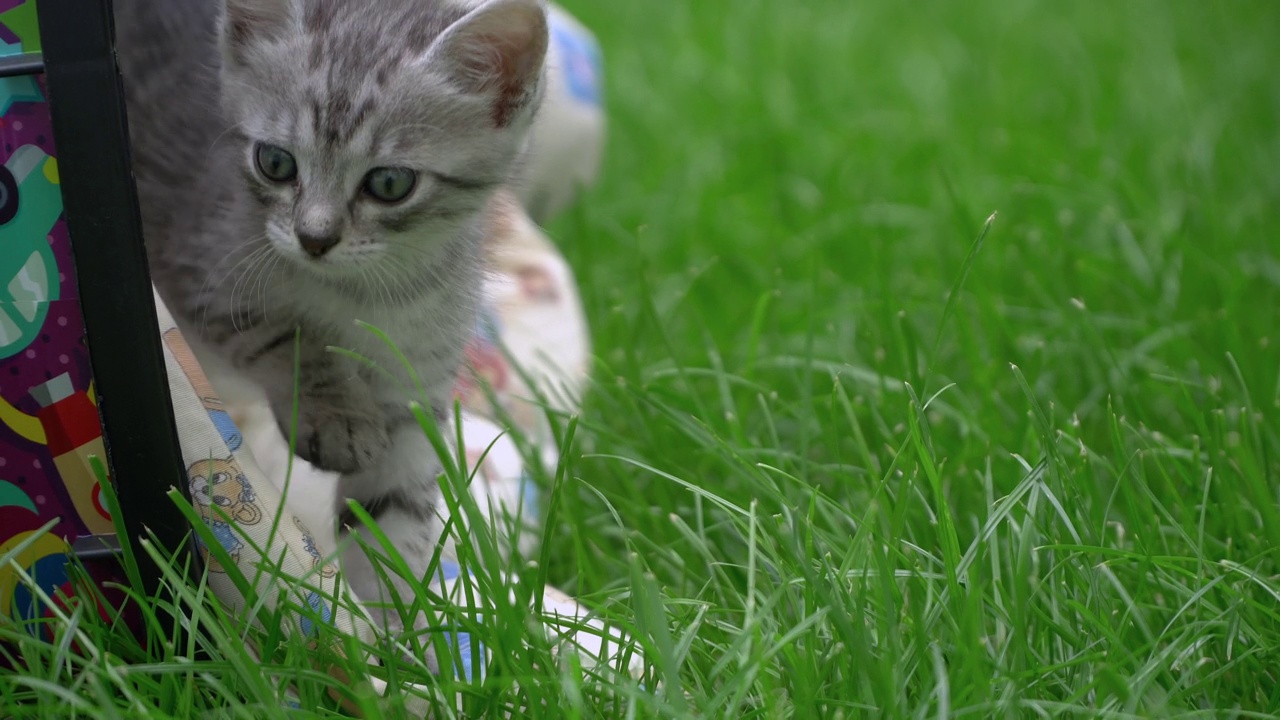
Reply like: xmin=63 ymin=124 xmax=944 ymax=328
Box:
xmin=35 ymin=0 xmax=196 ymax=588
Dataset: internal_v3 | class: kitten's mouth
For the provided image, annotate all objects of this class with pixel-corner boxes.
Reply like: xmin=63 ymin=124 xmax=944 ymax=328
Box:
xmin=291 ymin=252 xmax=360 ymax=277
xmin=274 ymin=238 xmax=357 ymax=271
xmin=288 ymin=251 xmax=430 ymax=306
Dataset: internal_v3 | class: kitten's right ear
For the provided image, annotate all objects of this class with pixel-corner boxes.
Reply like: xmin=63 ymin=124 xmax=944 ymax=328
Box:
xmin=220 ymin=0 xmax=298 ymax=62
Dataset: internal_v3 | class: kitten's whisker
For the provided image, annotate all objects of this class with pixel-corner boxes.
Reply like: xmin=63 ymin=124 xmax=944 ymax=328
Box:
xmin=228 ymin=244 xmax=274 ymax=333
xmin=374 ymin=267 xmax=394 ymax=308
xmin=367 ymin=256 xmax=403 ymax=308
xmin=367 ymin=260 xmax=401 ymax=305
xmin=205 ymin=119 xmax=250 ymax=163
xmin=196 ymin=234 xmax=267 ymax=309
xmin=378 ymin=240 xmax=460 ymax=290
xmin=357 ymin=264 xmax=383 ymax=308
xmin=251 ymin=252 xmax=283 ymax=322
xmin=381 ymin=255 xmax=448 ymax=307
xmin=226 ymin=245 xmax=267 ymax=311
xmin=203 ymin=239 xmax=268 ymax=335
xmin=358 ymin=263 xmax=379 ymax=306
xmin=197 ymin=233 xmax=271 ymax=335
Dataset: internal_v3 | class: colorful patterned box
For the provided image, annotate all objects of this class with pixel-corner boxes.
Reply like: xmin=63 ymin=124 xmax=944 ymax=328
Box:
xmin=0 ymin=0 xmax=130 ymax=641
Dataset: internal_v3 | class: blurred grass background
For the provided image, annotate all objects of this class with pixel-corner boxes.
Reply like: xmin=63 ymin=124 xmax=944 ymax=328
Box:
xmin=542 ymin=0 xmax=1280 ymax=714
xmin=556 ymin=0 xmax=1279 ymax=429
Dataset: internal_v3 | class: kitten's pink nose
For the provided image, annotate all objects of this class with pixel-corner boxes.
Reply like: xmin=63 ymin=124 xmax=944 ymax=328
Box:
xmin=298 ymin=232 xmax=340 ymax=257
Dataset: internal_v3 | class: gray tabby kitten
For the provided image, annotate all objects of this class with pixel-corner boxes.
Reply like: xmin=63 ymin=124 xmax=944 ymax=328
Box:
xmin=114 ymin=0 xmax=548 ymax=631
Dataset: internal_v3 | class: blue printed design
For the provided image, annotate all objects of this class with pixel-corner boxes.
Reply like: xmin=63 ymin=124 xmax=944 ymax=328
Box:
xmin=207 ymin=408 xmax=243 ymax=451
xmin=520 ymin=470 xmax=539 ymax=518
xmin=208 ymin=520 xmax=242 ymax=555
xmin=550 ymin=15 xmax=602 ymax=106
xmin=300 ymin=532 xmax=321 ymax=563
xmin=440 ymin=631 xmax=485 ymax=682
xmin=436 ymin=557 xmax=462 ymax=584
xmin=432 ymin=559 xmax=486 ymax=681
xmin=298 ymin=591 xmax=333 ymax=637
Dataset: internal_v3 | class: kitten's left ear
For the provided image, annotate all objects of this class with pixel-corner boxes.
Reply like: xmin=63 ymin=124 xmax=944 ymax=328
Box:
xmin=428 ymin=0 xmax=549 ymax=127
xmin=221 ymin=0 xmax=299 ymax=64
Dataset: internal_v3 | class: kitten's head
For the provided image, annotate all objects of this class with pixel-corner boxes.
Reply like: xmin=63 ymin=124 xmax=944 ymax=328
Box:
xmin=217 ymin=0 xmax=547 ymax=286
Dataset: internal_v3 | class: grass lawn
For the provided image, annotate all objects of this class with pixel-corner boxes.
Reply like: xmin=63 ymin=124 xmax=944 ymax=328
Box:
xmin=5 ymin=0 xmax=1280 ymax=716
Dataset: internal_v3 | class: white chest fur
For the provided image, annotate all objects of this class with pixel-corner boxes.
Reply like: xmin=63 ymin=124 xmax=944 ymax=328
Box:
xmin=322 ymin=288 xmax=474 ymax=406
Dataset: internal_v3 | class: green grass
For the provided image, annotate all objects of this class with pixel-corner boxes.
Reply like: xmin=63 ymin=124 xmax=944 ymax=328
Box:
xmin=5 ymin=0 xmax=1280 ymax=716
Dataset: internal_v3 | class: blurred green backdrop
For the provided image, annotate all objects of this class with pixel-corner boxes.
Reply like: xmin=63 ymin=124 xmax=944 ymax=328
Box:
xmin=543 ymin=0 xmax=1280 ymax=713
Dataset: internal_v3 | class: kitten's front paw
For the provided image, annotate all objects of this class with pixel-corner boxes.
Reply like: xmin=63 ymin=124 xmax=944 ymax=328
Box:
xmin=283 ymin=398 xmax=390 ymax=474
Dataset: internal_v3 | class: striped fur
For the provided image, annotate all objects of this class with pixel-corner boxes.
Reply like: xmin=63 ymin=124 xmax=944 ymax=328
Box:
xmin=114 ymin=0 xmax=549 ymax=636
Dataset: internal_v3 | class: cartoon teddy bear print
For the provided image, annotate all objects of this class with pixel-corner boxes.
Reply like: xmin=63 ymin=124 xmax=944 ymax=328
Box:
xmin=188 ymin=456 xmax=262 ymax=574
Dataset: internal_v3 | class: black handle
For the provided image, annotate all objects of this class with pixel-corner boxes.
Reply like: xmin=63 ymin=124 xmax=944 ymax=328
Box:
xmin=35 ymin=0 xmax=198 ymax=590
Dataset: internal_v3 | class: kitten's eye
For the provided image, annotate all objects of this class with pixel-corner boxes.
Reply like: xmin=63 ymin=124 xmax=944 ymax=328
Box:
xmin=363 ymin=167 xmax=416 ymax=203
xmin=254 ymin=143 xmax=297 ymax=183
